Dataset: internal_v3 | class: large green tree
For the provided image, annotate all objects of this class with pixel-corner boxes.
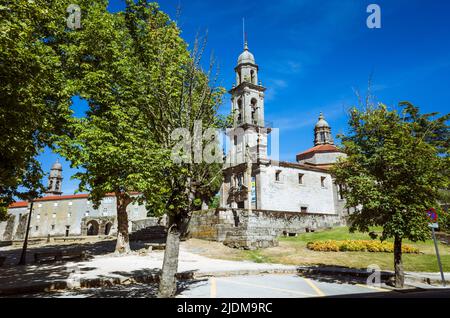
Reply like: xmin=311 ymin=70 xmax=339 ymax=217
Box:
xmin=57 ymin=1 xmax=225 ymax=261
xmin=333 ymin=102 xmax=449 ymax=288
xmin=0 ymin=0 xmax=73 ymax=218
xmin=123 ymin=1 xmax=226 ymax=296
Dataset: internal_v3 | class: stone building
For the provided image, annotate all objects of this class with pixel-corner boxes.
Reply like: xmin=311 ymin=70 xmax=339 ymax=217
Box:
xmin=0 ymin=161 xmax=149 ymax=241
xmin=188 ymin=41 xmax=350 ymax=249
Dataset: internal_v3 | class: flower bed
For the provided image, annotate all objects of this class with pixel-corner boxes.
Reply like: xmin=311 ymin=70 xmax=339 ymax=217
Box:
xmin=306 ymin=240 xmax=419 ymax=253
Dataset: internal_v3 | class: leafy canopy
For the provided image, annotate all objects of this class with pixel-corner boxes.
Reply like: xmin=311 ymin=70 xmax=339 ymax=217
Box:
xmin=333 ymin=103 xmax=449 ymax=242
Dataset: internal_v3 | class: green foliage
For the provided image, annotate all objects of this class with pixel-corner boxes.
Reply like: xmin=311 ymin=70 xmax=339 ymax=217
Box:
xmin=54 ymin=0 xmax=225 ymax=238
xmin=0 ymin=0 xmax=74 ymax=219
xmin=332 ymin=102 xmax=449 ymax=243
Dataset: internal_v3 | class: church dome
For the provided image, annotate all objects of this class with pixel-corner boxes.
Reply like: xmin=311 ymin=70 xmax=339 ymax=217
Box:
xmin=51 ymin=159 xmax=62 ymax=170
xmin=315 ymin=112 xmax=330 ymax=128
xmin=237 ymin=43 xmax=255 ymax=65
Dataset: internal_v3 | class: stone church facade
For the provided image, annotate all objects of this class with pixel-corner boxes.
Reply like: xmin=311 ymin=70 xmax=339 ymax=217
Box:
xmin=187 ymin=41 xmax=351 ymax=249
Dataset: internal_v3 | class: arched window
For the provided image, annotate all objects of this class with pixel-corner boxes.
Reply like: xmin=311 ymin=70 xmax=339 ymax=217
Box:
xmin=320 ymin=132 xmax=325 ymax=142
xmin=237 ymin=99 xmax=243 ymax=124
xmin=250 ymin=70 xmax=255 ymax=84
xmin=251 ymin=98 xmax=257 ymax=124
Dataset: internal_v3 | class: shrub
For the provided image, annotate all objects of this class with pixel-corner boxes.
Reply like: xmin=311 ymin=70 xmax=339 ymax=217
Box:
xmin=306 ymin=240 xmax=419 ymax=253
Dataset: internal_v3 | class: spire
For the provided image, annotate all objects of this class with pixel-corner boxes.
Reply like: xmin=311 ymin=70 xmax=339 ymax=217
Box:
xmin=314 ymin=112 xmax=334 ymax=145
xmin=47 ymin=158 xmax=63 ymax=195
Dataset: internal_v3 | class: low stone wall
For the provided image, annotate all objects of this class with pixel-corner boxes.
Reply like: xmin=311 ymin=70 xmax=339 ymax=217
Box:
xmin=188 ymin=208 xmax=346 ymax=250
xmin=131 ymin=218 xmax=161 ymax=232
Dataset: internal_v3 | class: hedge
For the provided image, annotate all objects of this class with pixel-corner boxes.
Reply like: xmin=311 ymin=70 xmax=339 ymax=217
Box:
xmin=306 ymin=240 xmax=419 ymax=253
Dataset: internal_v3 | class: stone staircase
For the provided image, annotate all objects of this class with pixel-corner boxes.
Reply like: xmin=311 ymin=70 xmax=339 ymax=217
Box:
xmin=130 ymin=225 xmax=167 ymax=243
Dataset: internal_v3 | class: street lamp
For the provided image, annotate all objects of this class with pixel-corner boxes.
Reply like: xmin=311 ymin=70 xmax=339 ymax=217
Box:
xmin=18 ymin=199 xmax=34 ymax=266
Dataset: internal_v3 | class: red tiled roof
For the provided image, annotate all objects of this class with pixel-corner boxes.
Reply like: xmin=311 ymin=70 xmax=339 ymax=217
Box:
xmin=9 ymin=201 xmax=28 ymax=208
xmin=296 ymin=144 xmax=341 ymax=161
xmin=8 ymin=193 xmax=116 ymax=209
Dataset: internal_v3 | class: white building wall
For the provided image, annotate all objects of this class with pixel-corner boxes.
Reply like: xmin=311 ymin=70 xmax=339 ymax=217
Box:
xmin=259 ymin=165 xmax=336 ymax=214
xmin=1 ymin=196 xmax=149 ymax=240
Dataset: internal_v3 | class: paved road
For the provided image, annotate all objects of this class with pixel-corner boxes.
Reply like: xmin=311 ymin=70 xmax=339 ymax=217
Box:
xmin=177 ymin=274 xmax=388 ymax=298
xmin=15 ymin=274 xmax=390 ymax=298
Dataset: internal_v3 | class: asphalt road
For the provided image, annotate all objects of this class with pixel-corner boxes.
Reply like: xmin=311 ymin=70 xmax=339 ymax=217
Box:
xmin=14 ymin=274 xmax=450 ymax=298
xmin=177 ymin=274 xmax=388 ymax=298
xmin=17 ymin=274 xmax=387 ymax=298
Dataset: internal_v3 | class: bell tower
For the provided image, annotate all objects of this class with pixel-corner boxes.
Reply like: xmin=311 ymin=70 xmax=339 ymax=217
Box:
xmin=228 ymin=39 xmax=269 ymax=166
xmin=46 ymin=159 xmax=63 ymax=195
xmin=221 ymin=38 xmax=270 ymax=210
xmin=314 ymin=112 xmax=334 ymax=145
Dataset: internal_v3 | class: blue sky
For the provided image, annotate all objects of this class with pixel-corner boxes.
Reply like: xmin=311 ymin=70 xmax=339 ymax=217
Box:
xmin=40 ymin=0 xmax=450 ymax=194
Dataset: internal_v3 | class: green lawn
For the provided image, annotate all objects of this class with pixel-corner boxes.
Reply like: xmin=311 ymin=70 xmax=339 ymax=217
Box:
xmin=240 ymin=227 xmax=450 ymax=272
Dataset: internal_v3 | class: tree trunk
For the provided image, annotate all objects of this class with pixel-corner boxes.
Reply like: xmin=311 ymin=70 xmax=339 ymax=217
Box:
xmin=394 ymin=235 xmax=404 ymax=288
xmin=115 ymin=194 xmax=131 ymax=254
xmin=158 ymin=225 xmax=181 ymax=298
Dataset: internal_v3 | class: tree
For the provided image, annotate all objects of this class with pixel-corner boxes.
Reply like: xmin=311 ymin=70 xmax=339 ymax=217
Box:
xmin=333 ymin=102 xmax=449 ymax=288
xmin=123 ymin=1 xmax=226 ymax=296
xmin=0 ymin=0 xmax=73 ymax=219
xmin=55 ymin=0 xmax=171 ymax=254
xmin=55 ymin=0 xmax=224 ymax=260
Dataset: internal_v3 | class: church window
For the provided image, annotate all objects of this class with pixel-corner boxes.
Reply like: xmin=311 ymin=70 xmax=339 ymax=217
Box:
xmin=251 ymin=99 xmax=257 ymax=124
xmin=320 ymin=132 xmax=325 ymax=142
xmin=321 ymin=176 xmax=326 ymax=187
xmin=298 ymin=173 xmax=304 ymax=184
xmin=51 ymin=224 xmax=55 ymax=230
xmin=338 ymin=184 xmax=345 ymax=200
xmin=237 ymin=99 xmax=243 ymax=124
xmin=234 ymin=135 xmax=237 ymax=146
xmin=251 ymin=70 xmax=255 ymax=84
xmin=275 ymin=170 xmax=281 ymax=181
xmin=301 ymin=206 xmax=308 ymax=213
xmin=237 ymin=173 xmax=243 ymax=190
xmin=35 ymin=226 xmax=39 ymax=231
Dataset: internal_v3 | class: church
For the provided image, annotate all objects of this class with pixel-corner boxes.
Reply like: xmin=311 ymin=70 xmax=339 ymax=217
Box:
xmin=0 ymin=40 xmax=350 ymax=248
xmin=219 ymin=40 xmax=345 ymax=213
xmin=188 ymin=40 xmax=350 ymax=249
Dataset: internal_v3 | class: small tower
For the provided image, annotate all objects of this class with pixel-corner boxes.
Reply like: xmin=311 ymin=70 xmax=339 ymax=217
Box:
xmin=46 ymin=159 xmax=63 ymax=195
xmin=314 ymin=112 xmax=334 ymax=145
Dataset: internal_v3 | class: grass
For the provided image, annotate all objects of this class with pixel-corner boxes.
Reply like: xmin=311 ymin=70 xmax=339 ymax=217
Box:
xmin=186 ymin=227 xmax=450 ymax=272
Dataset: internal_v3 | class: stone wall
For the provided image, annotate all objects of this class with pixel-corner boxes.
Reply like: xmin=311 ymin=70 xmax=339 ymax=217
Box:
xmin=131 ymin=217 xmax=161 ymax=232
xmin=188 ymin=208 xmax=346 ymax=250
